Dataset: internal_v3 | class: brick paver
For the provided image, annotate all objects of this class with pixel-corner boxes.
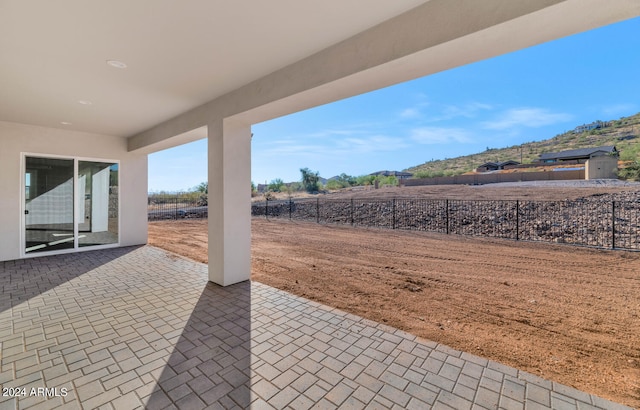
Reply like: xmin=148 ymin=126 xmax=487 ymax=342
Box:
xmin=0 ymin=246 xmax=632 ymax=409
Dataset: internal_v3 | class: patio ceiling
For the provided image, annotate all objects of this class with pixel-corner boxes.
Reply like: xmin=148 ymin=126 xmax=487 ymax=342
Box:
xmin=1 ymin=1 xmax=639 ymax=149
xmin=0 ymin=0 xmax=426 ymax=138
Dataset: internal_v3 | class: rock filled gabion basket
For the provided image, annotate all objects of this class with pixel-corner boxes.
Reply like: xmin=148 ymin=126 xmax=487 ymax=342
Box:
xmin=251 ymin=191 xmax=640 ymax=250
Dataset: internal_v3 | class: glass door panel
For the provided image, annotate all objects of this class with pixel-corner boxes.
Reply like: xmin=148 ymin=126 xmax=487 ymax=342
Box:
xmin=24 ymin=157 xmax=75 ymax=253
xmin=78 ymin=161 xmax=119 ymax=247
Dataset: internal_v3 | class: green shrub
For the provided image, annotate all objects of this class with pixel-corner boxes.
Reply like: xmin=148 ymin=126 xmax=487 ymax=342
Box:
xmin=267 ymin=178 xmax=285 ymax=192
xmin=618 ymin=161 xmax=640 ymax=180
xmin=413 ymin=170 xmax=445 ymax=179
xmin=355 ymin=175 xmax=376 ymax=186
xmin=325 ymin=180 xmax=343 ymax=190
xmin=620 ymin=144 xmax=640 ymax=161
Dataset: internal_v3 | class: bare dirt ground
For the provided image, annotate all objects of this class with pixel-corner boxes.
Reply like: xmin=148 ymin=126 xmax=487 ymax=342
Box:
xmin=254 ymin=181 xmax=640 ymax=202
xmin=149 ymin=184 xmax=640 ymax=407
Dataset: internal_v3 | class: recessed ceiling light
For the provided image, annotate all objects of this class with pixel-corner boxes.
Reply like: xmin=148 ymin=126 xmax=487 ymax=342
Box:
xmin=107 ymin=60 xmax=127 ymax=69
xmin=78 ymin=100 xmax=92 ymax=105
xmin=61 ymin=121 xmax=72 ymax=125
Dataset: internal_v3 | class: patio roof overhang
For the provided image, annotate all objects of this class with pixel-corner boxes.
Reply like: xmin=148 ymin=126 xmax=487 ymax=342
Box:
xmin=0 ymin=0 xmax=637 ymax=148
xmin=2 ymin=0 xmax=639 ymax=285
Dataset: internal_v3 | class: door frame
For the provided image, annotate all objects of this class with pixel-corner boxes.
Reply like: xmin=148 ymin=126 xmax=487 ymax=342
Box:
xmin=20 ymin=152 xmax=121 ymax=259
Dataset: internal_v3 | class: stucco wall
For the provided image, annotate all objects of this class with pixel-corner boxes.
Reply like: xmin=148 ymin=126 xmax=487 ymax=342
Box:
xmin=403 ymin=170 xmax=585 ymax=187
xmin=0 ymin=121 xmax=148 ymax=262
xmin=585 ymin=156 xmax=618 ymax=180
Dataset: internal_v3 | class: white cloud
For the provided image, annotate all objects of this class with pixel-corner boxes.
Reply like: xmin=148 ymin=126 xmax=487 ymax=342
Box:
xmin=601 ymin=103 xmax=637 ymax=118
xmin=306 ymin=129 xmax=364 ymax=138
xmin=398 ymin=95 xmax=431 ymax=119
xmin=442 ymin=102 xmax=493 ymax=118
xmin=259 ymin=134 xmax=408 ymax=158
xmin=482 ymin=108 xmax=572 ymax=130
xmin=341 ymin=135 xmax=410 ymax=153
xmin=424 ymin=102 xmax=494 ymax=122
xmin=409 ymin=127 xmax=473 ymax=145
xmin=398 ymin=101 xmax=493 ymax=123
xmin=262 ymin=143 xmax=328 ymax=156
xmin=399 ymin=108 xmax=421 ymax=119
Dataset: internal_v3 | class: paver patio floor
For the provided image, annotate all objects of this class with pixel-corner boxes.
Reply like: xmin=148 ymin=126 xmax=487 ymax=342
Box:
xmin=0 ymin=246 xmax=631 ymax=409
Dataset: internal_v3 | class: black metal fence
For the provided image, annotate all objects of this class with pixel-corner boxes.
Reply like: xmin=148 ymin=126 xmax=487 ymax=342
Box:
xmin=148 ymin=195 xmax=207 ymax=220
xmin=251 ymin=197 xmax=640 ymax=250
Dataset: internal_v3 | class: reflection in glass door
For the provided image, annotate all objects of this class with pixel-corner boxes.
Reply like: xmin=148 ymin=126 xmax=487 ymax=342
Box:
xmin=78 ymin=161 xmax=119 ymax=247
xmin=24 ymin=157 xmax=75 ymax=253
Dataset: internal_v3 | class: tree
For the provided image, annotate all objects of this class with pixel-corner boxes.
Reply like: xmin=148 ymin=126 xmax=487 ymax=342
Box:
xmin=193 ymin=181 xmax=208 ymax=194
xmin=300 ymin=167 xmax=320 ymax=193
xmin=335 ymin=173 xmax=356 ymax=187
xmin=190 ymin=181 xmax=208 ymax=206
xmin=355 ymin=174 xmax=376 ymax=186
xmin=267 ymin=178 xmax=285 ymax=192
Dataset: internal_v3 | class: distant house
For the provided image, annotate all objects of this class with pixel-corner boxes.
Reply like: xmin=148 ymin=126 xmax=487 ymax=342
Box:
xmin=574 ymin=120 xmax=608 ymax=134
xmin=476 ymin=160 xmax=520 ymax=173
xmin=538 ymin=145 xmax=618 ymax=164
xmin=369 ymin=170 xmax=413 ymax=179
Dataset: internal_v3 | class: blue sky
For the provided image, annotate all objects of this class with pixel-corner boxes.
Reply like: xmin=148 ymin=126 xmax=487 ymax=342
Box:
xmin=149 ymin=16 xmax=640 ymax=192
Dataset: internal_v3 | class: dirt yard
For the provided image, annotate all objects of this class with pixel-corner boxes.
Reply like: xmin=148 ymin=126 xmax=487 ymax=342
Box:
xmin=149 ymin=185 xmax=640 ymax=407
xmin=255 ymin=181 xmax=640 ymax=202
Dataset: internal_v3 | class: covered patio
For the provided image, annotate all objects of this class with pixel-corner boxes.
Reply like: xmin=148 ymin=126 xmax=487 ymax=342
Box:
xmin=2 ymin=1 xmax=639 ymax=285
xmin=2 ymin=1 xmax=640 ymax=408
xmin=0 ymin=246 xmax=631 ymax=409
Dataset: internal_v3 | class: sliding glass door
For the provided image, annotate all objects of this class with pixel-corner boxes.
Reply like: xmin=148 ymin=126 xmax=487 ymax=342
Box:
xmin=24 ymin=155 xmax=119 ymax=255
xmin=24 ymin=157 xmax=75 ymax=253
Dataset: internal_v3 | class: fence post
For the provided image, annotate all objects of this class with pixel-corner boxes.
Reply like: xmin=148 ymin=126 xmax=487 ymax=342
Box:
xmin=350 ymin=198 xmax=354 ymax=226
xmin=392 ymin=198 xmax=396 ymax=229
xmin=516 ymin=200 xmax=519 ymax=241
xmin=612 ymin=200 xmax=616 ymax=249
xmin=175 ymin=197 xmax=178 ymax=220
xmin=446 ymin=199 xmax=450 ymax=235
xmin=316 ymin=197 xmax=320 ymax=224
xmin=265 ymin=199 xmax=268 ymax=219
xmin=289 ymin=198 xmax=292 ymax=219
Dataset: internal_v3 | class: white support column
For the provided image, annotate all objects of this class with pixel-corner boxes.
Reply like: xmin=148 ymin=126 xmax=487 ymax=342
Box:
xmin=207 ymin=119 xmax=252 ymax=286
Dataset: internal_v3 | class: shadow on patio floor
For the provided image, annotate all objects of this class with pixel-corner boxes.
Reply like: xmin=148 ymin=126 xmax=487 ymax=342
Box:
xmin=0 ymin=246 xmax=142 ymax=315
xmin=146 ymin=281 xmax=251 ymax=409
